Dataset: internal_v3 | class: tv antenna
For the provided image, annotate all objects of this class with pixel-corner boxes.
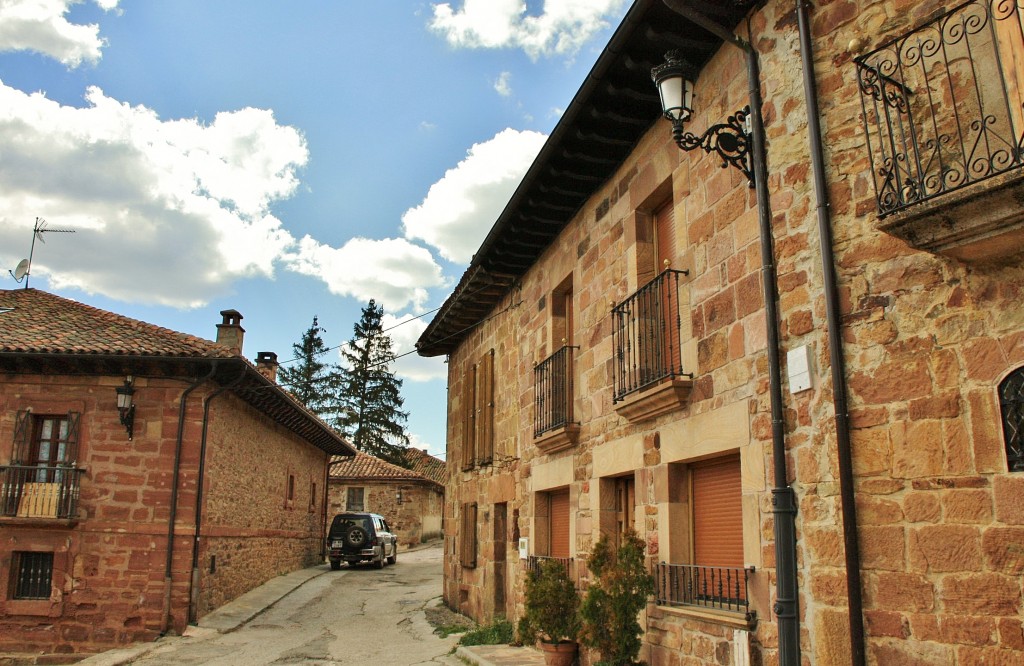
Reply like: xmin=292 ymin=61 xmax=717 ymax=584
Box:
xmin=9 ymin=217 xmax=76 ymax=288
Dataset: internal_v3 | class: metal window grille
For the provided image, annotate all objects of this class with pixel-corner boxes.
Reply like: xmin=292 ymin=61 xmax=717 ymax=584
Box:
xmin=12 ymin=552 xmax=53 ymax=600
xmin=533 ymin=345 xmax=578 ymax=437
xmin=656 ymin=562 xmax=755 ymax=620
xmin=1000 ymin=366 xmax=1024 ymax=471
xmin=855 ymin=0 xmax=1024 ymax=216
xmin=612 ymin=269 xmax=687 ymax=402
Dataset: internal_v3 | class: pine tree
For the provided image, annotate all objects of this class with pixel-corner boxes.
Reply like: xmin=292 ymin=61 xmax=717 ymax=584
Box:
xmin=277 ymin=316 xmax=342 ymax=424
xmin=337 ymin=300 xmax=410 ymax=467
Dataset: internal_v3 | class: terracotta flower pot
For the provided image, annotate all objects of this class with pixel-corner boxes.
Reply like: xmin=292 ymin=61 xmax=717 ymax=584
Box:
xmin=540 ymin=640 xmax=578 ymax=666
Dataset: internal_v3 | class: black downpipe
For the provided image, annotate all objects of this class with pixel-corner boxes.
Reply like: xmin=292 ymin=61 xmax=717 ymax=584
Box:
xmin=661 ymin=3 xmax=801 ymax=663
xmin=187 ymin=365 xmax=247 ymax=624
xmin=162 ymin=362 xmax=219 ymax=634
xmin=796 ymin=2 xmax=866 ymax=664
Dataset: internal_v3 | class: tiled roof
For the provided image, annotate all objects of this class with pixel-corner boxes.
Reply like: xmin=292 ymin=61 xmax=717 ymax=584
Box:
xmin=405 ymin=448 xmax=448 ymax=486
xmin=330 ymin=451 xmax=438 ymax=485
xmin=0 ymin=289 xmax=235 ymax=357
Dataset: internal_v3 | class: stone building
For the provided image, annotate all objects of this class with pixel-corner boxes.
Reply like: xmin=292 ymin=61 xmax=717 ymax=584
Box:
xmin=416 ymin=1 xmax=1024 ymax=664
xmin=327 ymin=448 xmax=446 ymax=547
xmin=0 ymin=289 xmax=355 ymax=658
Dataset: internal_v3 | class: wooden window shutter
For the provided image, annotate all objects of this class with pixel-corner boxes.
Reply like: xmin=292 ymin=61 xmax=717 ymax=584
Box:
xmin=461 ymin=365 xmax=477 ymax=471
xmin=12 ymin=410 xmax=31 ymax=463
xmin=691 ymin=455 xmax=744 ymax=568
xmin=65 ymin=411 xmax=81 ymax=463
xmin=548 ymin=490 xmax=570 ymax=559
xmin=478 ymin=350 xmax=495 ymax=465
xmin=461 ymin=502 xmax=478 ymax=568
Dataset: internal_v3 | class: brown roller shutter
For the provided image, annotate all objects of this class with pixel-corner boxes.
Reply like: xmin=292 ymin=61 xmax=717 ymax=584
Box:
xmin=548 ymin=490 xmax=570 ymax=558
xmin=655 ymin=199 xmax=675 ymax=270
xmin=691 ymin=455 xmax=744 ymax=568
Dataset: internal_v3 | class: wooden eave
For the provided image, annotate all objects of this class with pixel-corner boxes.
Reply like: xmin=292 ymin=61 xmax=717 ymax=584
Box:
xmin=416 ymin=0 xmax=754 ymax=357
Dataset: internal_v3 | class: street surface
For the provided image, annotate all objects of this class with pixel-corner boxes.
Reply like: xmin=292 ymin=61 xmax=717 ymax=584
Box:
xmin=126 ymin=542 xmax=460 ymax=665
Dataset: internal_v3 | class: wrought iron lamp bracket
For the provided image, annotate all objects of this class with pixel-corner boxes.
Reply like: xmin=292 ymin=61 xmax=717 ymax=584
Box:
xmin=670 ymin=106 xmax=754 ymax=187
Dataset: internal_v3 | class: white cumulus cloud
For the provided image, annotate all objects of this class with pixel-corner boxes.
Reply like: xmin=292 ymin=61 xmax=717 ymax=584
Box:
xmin=429 ymin=0 xmax=628 ymax=59
xmin=285 ymin=236 xmax=444 ymax=313
xmin=0 ymin=80 xmax=444 ymax=310
xmin=401 ymin=128 xmax=546 ymax=264
xmin=382 ymin=312 xmax=448 ymax=382
xmin=494 ymin=71 xmax=512 ymax=97
xmin=0 ymin=0 xmax=119 ymax=67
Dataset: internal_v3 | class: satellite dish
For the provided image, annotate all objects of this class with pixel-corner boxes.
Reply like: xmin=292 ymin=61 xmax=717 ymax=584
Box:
xmin=11 ymin=258 xmax=29 ymax=282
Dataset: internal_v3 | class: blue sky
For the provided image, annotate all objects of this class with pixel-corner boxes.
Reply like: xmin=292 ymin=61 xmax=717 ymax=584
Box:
xmin=0 ymin=0 xmax=630 ymax=460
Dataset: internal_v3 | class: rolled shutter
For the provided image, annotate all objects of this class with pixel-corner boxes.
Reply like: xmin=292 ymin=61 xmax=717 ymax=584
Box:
xmin=692 ymin=455 xmax=744 ymax=568
xmin=548 ymin=490 xmax=570 ymax=558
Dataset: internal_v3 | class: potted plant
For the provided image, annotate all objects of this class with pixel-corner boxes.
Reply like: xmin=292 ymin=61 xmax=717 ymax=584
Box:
xmin=580 ymin=531 xmax=654 ymax=666
xmin=518 ymin=558 xmax=581 ymax=666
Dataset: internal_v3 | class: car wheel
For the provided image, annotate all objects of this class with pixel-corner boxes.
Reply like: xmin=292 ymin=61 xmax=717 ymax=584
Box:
xmin=387 ymin=542 xmax=397 ymax=565
xmin=330 ymin=559 xmax=341 ymax=571
xmin=374 ymin=547 xmax=385 ymax=569
xmin=346 ymin=526 xmax=368 ymax=547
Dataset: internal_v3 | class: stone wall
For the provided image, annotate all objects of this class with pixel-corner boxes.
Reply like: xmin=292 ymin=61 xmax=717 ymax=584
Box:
xmin=441 ymin=0 xmax=1024 ymax=664
xmin=0 ymin=373 xmax=332 ymax=657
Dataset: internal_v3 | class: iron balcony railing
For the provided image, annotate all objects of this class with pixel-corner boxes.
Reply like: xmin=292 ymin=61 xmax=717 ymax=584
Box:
xmin=534 ymin=345 xmax=578 ymax=438
xmin=612 ymin=269 xmax=688 ymax=402
xmin=0 ymin=465 xmax=83 ymax=519
xmin=656 ymin=563 xmax=755 ymax=620
xmin=526 ymin=555 xmax=573 ymax=578
xmin=855 ymin=0 xmax=1024 ymax=216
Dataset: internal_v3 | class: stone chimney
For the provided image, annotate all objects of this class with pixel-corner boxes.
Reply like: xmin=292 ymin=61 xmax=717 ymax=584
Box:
xmin=256 ymin=351 xmax=279 ymax=382
xmin=215 ymin=309 xmax=245 ymax=354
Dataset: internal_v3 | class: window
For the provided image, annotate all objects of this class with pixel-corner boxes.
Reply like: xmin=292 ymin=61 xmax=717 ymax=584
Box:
xmin=309 ymin=481 xmax=317 ymax=511
xmin=1000 ymin=367 xmax=1024 ymax=471
xmin=4 ymin=411 xmax=82 ymax=519
xmin=287 ymin=474 xmax=295 ymax=502
xmin=10 ymin=552 xmax=53 ymax=600
xmin=535 ymin=277 xmax=578 ymax=439
xmin=614 ymin=476 xmax=635 ymax=550
xmin=656 ymin=453 xmax=751 ymax=616
xmin=461 ymin=350 xmax=495 ymax=470
xmin=347 ymin=487 xmax=365 ymax=511
xmin=460 ymin=502 xmax=478 ymax=568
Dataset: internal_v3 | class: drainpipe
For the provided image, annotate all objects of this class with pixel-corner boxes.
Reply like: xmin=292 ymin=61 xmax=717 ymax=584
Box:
xmin=661 ymin=3 xmax=801 ymax=664
xmin=796 ymin=2 xmax=866 ymax=664
xmin=162 ymin=361 xmax=219 ymax=634
xmin=187 ymin=364 xmax=247 ymax=624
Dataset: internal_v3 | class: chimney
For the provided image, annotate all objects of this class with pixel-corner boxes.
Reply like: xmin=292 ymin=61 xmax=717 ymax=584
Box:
xmin=216 ymin=309 xmax=245 ymax=354
xmin=256 ymin=351 xmax=279 ymax=382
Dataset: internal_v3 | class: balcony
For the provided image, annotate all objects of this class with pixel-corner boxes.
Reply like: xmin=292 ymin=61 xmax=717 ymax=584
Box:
xmin=1 ymin=465 xmax=83 ymax=521
xmin=855 ymin=1 xmax=1024 ymax=261
xmin=612 ymin=269 xmax=692 ymax=422
xmin=655 ymin=562 xmax=755 ymax=622
xmin=533 ymin=345 xmax=579 ymax=453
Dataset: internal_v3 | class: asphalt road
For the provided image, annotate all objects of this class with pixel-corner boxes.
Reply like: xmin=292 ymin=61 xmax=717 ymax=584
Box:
xmin=124 ymin=543 xmax=461 ymax=665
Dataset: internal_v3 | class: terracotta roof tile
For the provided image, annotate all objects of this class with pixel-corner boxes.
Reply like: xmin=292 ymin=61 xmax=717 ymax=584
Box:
xmin=329 ymin=451 xmax=436 ymax=483
xmin=404 ymin=448 xmax=448 ymax=485
xmin=0 ymin=289 xmax=234 ymax=358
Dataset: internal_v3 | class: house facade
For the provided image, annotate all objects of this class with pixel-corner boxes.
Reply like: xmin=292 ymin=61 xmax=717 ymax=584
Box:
xmin=416 ymin=1 xmax=1024 ymax=665
xmin=0 ymin=289 xmax=355 ymax=658
xmin=327 ymin=448 xmax=446 ymax=547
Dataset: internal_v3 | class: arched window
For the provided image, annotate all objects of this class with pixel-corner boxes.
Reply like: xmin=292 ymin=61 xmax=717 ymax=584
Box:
xmin=1000 ymin=367 xmax=1024 ymax=472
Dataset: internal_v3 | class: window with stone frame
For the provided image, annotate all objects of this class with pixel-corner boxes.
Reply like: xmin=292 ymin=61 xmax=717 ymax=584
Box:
xmin=1000 ymin=366 xmax=1024 ymax=472
xmin=657 ymin=453 xmax=751 ymax=615
xmin=10 ymin=551 xmax=53 ymax=600
xmin=460 ymin=350 xmax=495 ymax=470
xmin=347 ymin=487 xmax=365 ymax=511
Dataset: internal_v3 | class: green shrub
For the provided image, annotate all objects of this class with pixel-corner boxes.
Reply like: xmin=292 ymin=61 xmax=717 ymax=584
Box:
xmin=518 ymin=559 xmax=581 ymax=645
xmin=580 ymin=531 xmax=654 ymax=665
